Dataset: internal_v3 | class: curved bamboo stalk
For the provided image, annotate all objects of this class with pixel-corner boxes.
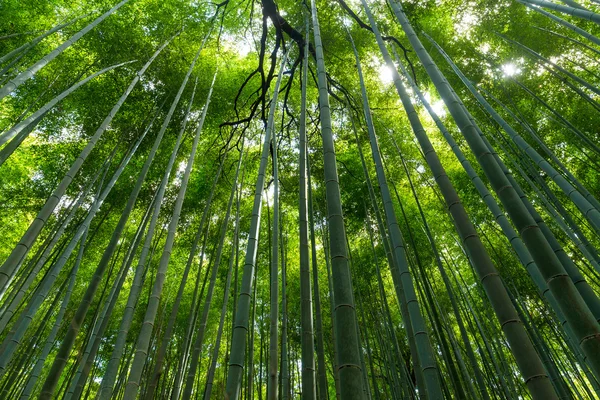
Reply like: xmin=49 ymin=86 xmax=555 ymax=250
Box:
xmin=0 ymin=0 xmax=130 ymax=100
xmin=0 ymin=60 xmax=134 ymax=147
xmin=225 ymin=47 xmax=289 ymax=399
xmin=390 ymin=0 xmax=600 ymax=382
xmin=0 ymin=73 xmax=62 ymax=165
xmin=0 ymin=32 xmax=177 ymax=298
xmin=0 ymin=0 xmax=129 ymax=100
xmin=0 ymin=113 xmax=45 ymax=166
xmin=518 ymin=0 xmax=600 ymax=25
xmin=520 ymin=2 xmax=600 ymax=46
xmin=0 ymin=13 xmax=90 ymax=65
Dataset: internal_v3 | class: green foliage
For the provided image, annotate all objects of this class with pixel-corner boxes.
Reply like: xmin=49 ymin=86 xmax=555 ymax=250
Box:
xmin=1 ymin=0 xmax=600 ymax=399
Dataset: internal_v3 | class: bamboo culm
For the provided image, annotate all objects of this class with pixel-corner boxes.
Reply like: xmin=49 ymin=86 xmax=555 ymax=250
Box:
xmin=0 ymin=32 xmax=177 ymax=298
xmin=225 ymin=47 xmax=290 ymax=399
xmin=0 ymin=0 xmax=130 ymax=100
xmin=311 ymin=0 xmax=365 ymax=397
xmin=347 ymin=13 xmax=443 ymax=397
xmin=390 ymin=0 xmax=600 ymax=381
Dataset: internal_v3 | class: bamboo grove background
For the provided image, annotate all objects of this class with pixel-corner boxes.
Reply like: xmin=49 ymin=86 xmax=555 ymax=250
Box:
xmin=1 ymin=0 xmax=600 ymax=398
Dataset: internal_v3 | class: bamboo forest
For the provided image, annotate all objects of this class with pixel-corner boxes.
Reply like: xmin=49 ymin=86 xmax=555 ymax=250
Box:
xmin=5 ymin=0 xmax=600 ymax=399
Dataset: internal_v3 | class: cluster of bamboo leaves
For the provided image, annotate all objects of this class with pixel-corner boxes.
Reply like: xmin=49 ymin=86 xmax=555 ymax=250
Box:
xmin=1 ymin=0 xmax=600 ymax=399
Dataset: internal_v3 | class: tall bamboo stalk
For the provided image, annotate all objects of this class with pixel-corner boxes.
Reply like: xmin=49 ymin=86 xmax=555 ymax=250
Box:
xmin=310 ymin=0 xmax=364 ymax=397
xmin=225 ymin=47 xmax=290 ymax=399
xmin=298 ymin=14 xmax=317 ymax=400
xmin=0 ymin=0 xmax=130 ymax=100
xmin=347 ymin=14 xmax=443 ymax=397
xmin=204 ymin=150 xmax=244 ymax=400
xmin=0 ymin=32 xmax=176 ymax=297
xmin=389 ymin=0 xmax=600 ymax=380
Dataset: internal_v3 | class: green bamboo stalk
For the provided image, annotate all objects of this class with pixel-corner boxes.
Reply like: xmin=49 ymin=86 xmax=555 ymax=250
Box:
xmin=0 ymin=13 xmax=90 ymax=65
xmin=310 ymin=0 xmax=365 ymax=396
xmin=509 ymin=81 xmax=600 ymax=156
xmin=0 ymin=60 xmax=134 ymax=147
xmin=17 ymin=226 xmax=86 ymax=399
xmin=307 ymin=154 xmax=329 ymax=400
xmin=0 ymin=150 xmax=113 ymax=334
xmin=0 ymin=127 xmax=143 ymax=379
xmin=268 ymin=82 xmax=281 ymax=400
xmin=396 ymin=47 xmax=596 ymax=366
xmin=485 ymin=85 xmax=600 ymax=220
xmin=66 ymin=211 xmax=148 ymax=400
xmin=532 ymin=26 xmax=600 ymax=56
xmin=281 ymin=230 xmax=290 ymax=400
xmin=425 ymin=36 xmax=600 ymax=239
xmin=0 ymin=0 xmax=130 ymax=100
xmin=561 ymin=0 xmax=588 ymax=9
xmin=225 ymin=45 xmax=289 ymax=400
xmin=122 ymin=74 xmax=208 ymax=399
xmin=0 ymin=70 xmax=64 ymax=164
xmin=171 ymin=224 xmax=217 ymax=400
xmin=143 ymin=69 xmax=218 ymax=400
xmin=347 ymin=14 xmax=443 ymax=397
xmin=394 ymin=151 xmax=475 ymax=399
xmin=0 ymin=32 xmax=176 ymax=298
xmin=204 ymin=153 xmax=244 ymax=400
xmin=320 ymin=223 xmax=342 ymax=400
xmin=389 ymin=0 xmax=600 ymax=381
xmin=299 ymin=15 xmax=317 ymax=400
xmin=182 ymin=144 xmax=245 ymax=400
xmin=349 ymin=112 xmax=424 ymax=398
xmin=518 ymin=0 xmax=600 ymax=25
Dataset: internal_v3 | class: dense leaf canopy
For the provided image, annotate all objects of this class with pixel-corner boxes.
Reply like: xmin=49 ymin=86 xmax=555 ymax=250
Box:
xmin=1 ymin=0 xmax=600 ymax=399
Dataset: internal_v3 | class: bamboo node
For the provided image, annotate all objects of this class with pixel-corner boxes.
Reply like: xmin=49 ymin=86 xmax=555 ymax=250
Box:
xmin=580 ymin=332 xmax=600 ymax=345
xmin=336 ymin=363 xmax=362 ymax=371
xmin=496 ymin=184 xmax=513 ymax=195
xmin=500 ymin=318 xmax=521 ymax=329
xmin=524 ymin=373 xmax=549 ymax=384
xmin=519 ymin=224 xmax=538 ymax=235
xmin=333 ymin=303 xmax=356 ymax=311
xmin=480 ymin=271 xmax=499 ymax=283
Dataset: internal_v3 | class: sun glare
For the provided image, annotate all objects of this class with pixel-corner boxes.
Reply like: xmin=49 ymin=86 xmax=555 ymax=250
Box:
xmin=423 ymin=91 xmax=447 ymax=117
xmin=222 ymin=32 xmax=253 ymax=58
xmin=501 ymin=63 xmax=521 ymax=77
xmin=379 ymin=64 xmax=394 ymax=84
xmin=431 ymin=100 xmax=447 ymax=117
